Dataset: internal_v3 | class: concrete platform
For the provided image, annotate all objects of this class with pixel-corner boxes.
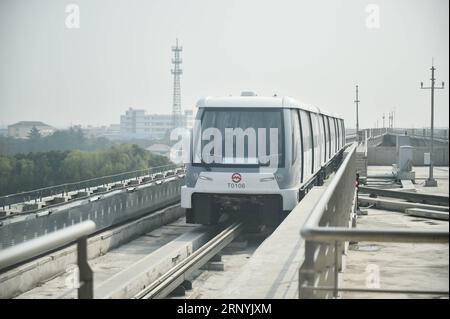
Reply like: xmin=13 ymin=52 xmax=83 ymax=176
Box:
xmin=341 ymin=208 xmax=449 ymax=299
xmin=220 ymin=186 xmax=327 ymax=299
xmin=342 ymin=165 xmax=449 ymax=299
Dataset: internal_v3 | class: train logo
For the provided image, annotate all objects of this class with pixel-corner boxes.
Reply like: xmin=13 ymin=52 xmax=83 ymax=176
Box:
xmin=231 ymin=173 xmax=242 ymax=183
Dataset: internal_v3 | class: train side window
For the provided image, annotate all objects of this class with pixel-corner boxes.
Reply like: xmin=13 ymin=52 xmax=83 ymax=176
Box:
xmin=334 ymin=118 xmax=339 ymax=150
xmin=333 ymin=118 xmax=337 ymax=152
xmin=291 ymin=109 xmax=301 ymax=163
xmin=307 ymin=112 xmax=315 ymax=173
xmin=319 ymin=114 xmax=326 ymax=163
xmin=298 ymin=110 xmax=304 ymax=183
xmin=299 ymin=110 xmax=312 ymax=178
xmin=327 ymin=117 xmax=334 ymax=158
xmin=310 ymin=112 xmax=320 ymax=172
xmin=325 ymin=115 xmax=329 ymax=160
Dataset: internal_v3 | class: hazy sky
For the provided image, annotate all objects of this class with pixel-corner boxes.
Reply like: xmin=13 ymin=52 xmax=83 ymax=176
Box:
xmin=0 ymin=0 xmax=448 ymax=129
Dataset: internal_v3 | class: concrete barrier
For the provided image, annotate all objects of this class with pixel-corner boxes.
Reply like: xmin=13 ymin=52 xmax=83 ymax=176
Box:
xmin=0 ymin=178 xmax=184 ymax=249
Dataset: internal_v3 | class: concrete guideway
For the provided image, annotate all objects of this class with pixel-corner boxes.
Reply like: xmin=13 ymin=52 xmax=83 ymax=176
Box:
xmin=1 ymin=204 xmax=185 ymax=299
xmin=96 ymin=223 xmax=216 ymax=299
xmin=359 ymin=186 xmax=449 ymax=206
xmin=219 ymin=186 xmax=327 ymax=298
xmin=405 ymin=208 xmax=449 ymax=221
xmin=136 ymin=221 xmax=244 ymax=299
xmin=359 ymin=196 xmax=449 ymax=213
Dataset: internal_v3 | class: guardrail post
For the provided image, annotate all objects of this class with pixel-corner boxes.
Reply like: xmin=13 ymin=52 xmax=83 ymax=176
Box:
xmin=77 ymin=236 xmax=93 ymax=299
xmin=298 ymin=241 xmax=317 ymax=299
xmin=333 ymin=241 xmax=339 ymax=298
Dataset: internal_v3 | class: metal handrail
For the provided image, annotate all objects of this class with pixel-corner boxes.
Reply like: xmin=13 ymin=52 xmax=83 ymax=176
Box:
xmin=301 ymin=142 xmax=357 ymax=236
xmin=300 ymin=143 xmax=449 ymax=244
xmin=0 ymin=220 xmax=96 ymax=298
xmin=299 ymin=142 xmax=449 ymax=298
xmin=0 ymin=220 xmax=94 ymax=269
xmin=0 ymin=163 xmax=182 ymax=209
xmin=301 ymin=227 xmax=449 ymax=243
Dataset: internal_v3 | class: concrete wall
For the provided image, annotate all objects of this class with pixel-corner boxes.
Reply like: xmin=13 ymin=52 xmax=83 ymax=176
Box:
xmin=368 ymin=146 xmax=449 ymax=166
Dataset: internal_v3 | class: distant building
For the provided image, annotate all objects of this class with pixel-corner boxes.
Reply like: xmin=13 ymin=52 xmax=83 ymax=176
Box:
xmin=120 ymin=108 xmax=194 ymax=139
xmin=8 ymin=121 xmax=55 ymax=139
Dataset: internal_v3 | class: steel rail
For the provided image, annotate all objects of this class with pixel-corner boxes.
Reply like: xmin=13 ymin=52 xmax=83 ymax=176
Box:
xmin=135 ymin=221 xmax=244 ymax=299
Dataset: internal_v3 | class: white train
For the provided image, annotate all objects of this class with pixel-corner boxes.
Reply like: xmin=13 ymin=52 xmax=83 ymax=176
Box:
xmin=181 ymin=92 xmax=345 ymax=225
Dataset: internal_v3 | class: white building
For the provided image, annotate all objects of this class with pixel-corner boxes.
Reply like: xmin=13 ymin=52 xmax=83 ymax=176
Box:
xmin=120 ymin=108 xmax=194 ymax=139
xmin=8 ymin=121 xmax=55 ymax=139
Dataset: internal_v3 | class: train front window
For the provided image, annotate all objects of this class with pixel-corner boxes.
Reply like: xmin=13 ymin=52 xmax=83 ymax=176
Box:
xmin=195 ymin=108 xmax=284 ymax=167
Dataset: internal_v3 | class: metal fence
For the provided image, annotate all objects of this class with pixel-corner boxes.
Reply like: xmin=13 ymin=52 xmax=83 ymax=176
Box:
xmin=0 ymin=163 xmax=182 ymax=210
xmin=0 ymin=176 xmax=185 ymax=249
xmin=355 ymin=128 xmax=449 ymax=144
xmin=0 ymin=221 xmax=96 ymax=299
xmin=298 ymin=142 xmax=449 ymax=298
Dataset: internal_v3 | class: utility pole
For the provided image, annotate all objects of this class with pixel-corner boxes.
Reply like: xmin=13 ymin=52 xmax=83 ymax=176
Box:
xmin=388 ymin=112 xmax=393 ymax=129
xmin=382 ymin=113 xmax=385 ymax=129
xmin=393 ymin=107 xmax=396 ymax=129
xmin=354 ymin=85 xmax=360 ymax=142
xmin=421 ymin=61 xmax=445 ymax=187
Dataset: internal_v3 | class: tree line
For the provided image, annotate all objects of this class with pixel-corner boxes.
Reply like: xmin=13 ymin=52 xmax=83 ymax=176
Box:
xmin=0 ymin=127 xmax=113 ymax=155
xmin=0 ymin=144 xmax=171 ymax=196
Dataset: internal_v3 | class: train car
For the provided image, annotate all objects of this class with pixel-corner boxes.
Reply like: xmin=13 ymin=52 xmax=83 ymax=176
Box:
xmin=181 ymin=92 xmax=345 ymax=226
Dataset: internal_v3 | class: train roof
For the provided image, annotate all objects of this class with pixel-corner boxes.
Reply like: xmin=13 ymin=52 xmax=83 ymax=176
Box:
xmin=196 ymin=95 xmax=341 ymax=119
